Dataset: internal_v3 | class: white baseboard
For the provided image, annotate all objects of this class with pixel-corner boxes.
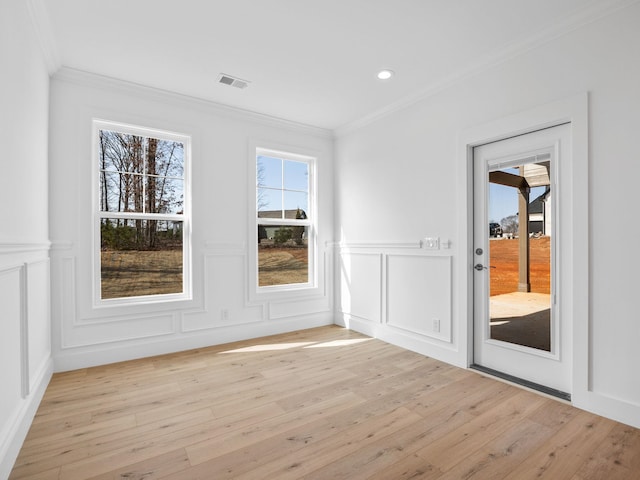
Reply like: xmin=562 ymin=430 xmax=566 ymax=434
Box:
xmin=337 ymin=313 xmax=464 ymax=368
xmin=54 ymin=313 xmax=334 ymax=372
xmin=0 ymin=358 xmax=53 ymax=480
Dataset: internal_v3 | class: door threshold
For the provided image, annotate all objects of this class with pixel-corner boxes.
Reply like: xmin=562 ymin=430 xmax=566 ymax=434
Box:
xmin=470 ymin=364 xmax=571 ymax=402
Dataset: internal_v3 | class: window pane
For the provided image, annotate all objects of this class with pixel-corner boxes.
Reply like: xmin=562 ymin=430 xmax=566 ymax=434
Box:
xmin=257 ymin=188 xmax=283 ymax=218
xmin=257 ymin=224 xmax=308 ymax=286
xmin=100 ymin=218 xmax=183 ymax=299
xmin=99 ymin=171 xmax=144 ymax=213
xmin=99 ymin=130 xmax=185 ymax=215
xmin=257 ymin=155 xmax=282 ymax=188
xmin=156 ymin=140 xmax=184 ymax=178
xmin=283 ymin=191 xmax=308 ymax=215
xmin=284 ymin=160 xmax=308 ymax=191
xmin=149 ymin=176 xmax=184 ymax=214
xmin=99 ymin=171 xmax=120 ymax=212
xmin=98 ymin=130 xmax=145 ymax=174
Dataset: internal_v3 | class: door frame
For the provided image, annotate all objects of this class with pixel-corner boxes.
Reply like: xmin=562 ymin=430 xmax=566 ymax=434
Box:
xmin=456 ymin=93 xmax=588 ymax=404
xmin=472 ymin=129 xmax=570 ymax=395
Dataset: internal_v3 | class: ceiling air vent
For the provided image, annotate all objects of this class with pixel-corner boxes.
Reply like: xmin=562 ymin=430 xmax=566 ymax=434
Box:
xmin=217 ymin=73 xmax=250 ymax=89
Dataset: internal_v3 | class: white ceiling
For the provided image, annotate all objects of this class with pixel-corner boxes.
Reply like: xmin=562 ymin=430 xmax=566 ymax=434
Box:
xmin=40 ymin=0 xmax=620 ymax=130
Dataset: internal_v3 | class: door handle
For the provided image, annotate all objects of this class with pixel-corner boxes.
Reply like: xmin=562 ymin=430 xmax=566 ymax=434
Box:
xmin=474 ymin=264 xmax=496 ymax=271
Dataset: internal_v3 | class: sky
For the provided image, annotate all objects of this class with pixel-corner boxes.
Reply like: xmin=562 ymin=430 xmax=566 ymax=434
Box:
xmin=489 ymin=183 xmax=545 ymax=223
xmin=257 ymin=155 xmax=309 ymax=213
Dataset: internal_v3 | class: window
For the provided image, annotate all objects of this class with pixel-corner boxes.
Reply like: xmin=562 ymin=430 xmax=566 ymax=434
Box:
xmin=95 ymin=120 xmax=190 ymax=303
xmin=255 ymin=148 xmax=315 ymax=289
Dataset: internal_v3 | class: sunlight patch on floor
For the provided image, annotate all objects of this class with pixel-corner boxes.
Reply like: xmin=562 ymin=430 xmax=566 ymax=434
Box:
xmin=219 ymin=337 xmax=372 ymax=353
xmin=220 ymin=341 xmax=316 ymax=353
xmin=304 ymin=338 xmax=372 ymax=348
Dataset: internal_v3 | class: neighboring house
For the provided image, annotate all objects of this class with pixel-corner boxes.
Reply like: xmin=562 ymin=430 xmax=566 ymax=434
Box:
xmin=529 ymin=187 xmax=551 ymax=236
xmin=258 ymin=209 xmax=307 ymax=242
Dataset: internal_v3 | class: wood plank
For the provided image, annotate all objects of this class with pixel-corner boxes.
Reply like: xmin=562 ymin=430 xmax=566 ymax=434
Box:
xmin=86 ymin=448 xmax=191 ymax=480
xmin=502 ymin=410 xmax=618 ymax=479
xmin=233 ymin=407 xmax=426 ymax=480
xmin=10 ymin=325 xmax=640 ymax=480
xmin=414 ymin=391 xmax=548 ymax=472
xmin=570 ymin=422 xmax=640 ymax=480
xmin=434 ymin=418 xmax=553 ymax=479
xmin=185 ymin=391 xmax=366 ymax=466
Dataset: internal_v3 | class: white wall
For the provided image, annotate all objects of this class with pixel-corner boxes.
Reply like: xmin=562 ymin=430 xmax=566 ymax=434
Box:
xmin=0 ymin=0 xmax=53 ymax=477
xmin=49 ymin=69 xmax=334 ymax=371
xmin=334 ymin=3 xmax=640 ymax=427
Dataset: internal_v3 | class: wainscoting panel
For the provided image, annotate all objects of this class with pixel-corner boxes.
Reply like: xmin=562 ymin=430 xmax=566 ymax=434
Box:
xmin=0 ymin=245 xmax=53 ymax=480
xmin=182 ymin=254 xmax=263 ymax=332
xmin=62 ymin=313 xmax=175 ymax=348
xmin=270 ymin=297 xmax=330 ymax=320
xmin=26 ymin=259 xmax=51 ymax=392
xmin=338 ymin=252 xmax=382 ymax=323
xmin=386 ymin=254 xmax=452 ymax=342
xmin=0 ymin=266 xmax=24 ymax=425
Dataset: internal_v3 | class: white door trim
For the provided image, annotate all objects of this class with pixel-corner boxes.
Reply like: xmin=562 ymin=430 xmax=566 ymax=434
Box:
xmin=472 ymin=125 xmax=570 ymax=395
xmin=456 ymin=93 xmax=589 ymax=403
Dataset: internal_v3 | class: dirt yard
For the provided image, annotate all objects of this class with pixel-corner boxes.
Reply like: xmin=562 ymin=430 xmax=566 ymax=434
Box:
xmin=101 ymin=246 xmax=309 ymax=297
xmin=489 ymin=236 xmax=550 ymax=296
xmin=101 ymin=250 xmax=183 ymax=299
xmin=258 ymin=246 xmax=309 ymax=286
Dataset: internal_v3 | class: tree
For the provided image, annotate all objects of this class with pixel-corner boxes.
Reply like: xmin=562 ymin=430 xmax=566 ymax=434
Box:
xmin=292 ymin=208 xmax=306 ymax=245
xmin=98 ymin=129 xmax=184 ymax=250
xmin=274 ymin=227 xmax=293 ymax=245
xmin=501 ymin=214 xmax=519 ymax=234
xmin=256 ymin=159 xmax=268 ymax=212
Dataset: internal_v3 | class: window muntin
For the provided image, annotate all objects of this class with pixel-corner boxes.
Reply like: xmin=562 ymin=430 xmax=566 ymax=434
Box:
xmin=256 ymin=151 xmax=314 ymax=289
xmin=96 ymin=121 xmax=190 ymax=302
xmin=257 ymin=155 xmax=309 ymax=219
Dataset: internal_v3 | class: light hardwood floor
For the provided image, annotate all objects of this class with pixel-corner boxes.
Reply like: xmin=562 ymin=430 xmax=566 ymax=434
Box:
xmin=10 ymin=326 xmax=640 ymax=479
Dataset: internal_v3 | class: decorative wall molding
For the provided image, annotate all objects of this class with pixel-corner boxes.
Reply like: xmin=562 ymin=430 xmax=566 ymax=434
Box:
xmin=337 ymin=251 xmax=383 ymax=324
xmin=62 ymin=313 xmax=175 ymax=349
xmin=0 ymin=242 xmax=51 ymax=255
xmin=385 ymin=254 xmax=452 ymax=343
xmin=337 ymin=245 xmax=456 ymax=363
xmin=333 ymin=241 xmax=455 ymax=256
xmin=59 ymin=256 xmax=76 ymax=348
xmin=49 ymin=240 xmax=74 ymax=252
xmin=53 ymin=67 xmax=333 ymax=139
xmin=0 ymin=264 xmax=30 ymax=399
xmin=19 ymin=263 xmax=29 ymax=398
xmin=181 ymin=312 xmax=263 ymax=333
xmin=26 ymin=258 xmax=51 ymax=394
xmin=335 ymin=241 xmax=421 ymax=251
xmin=0 ymin=357 xmax=52 ymax=480
xmin=181 ymin=253 xmax=264 ymax=332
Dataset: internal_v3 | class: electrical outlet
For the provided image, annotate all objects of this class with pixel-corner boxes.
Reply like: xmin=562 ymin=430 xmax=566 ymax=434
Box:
xmin=221 ymin=308 xmax=229 ymax=321
xmin=423 ymin=237 xmax=440 ymax=250
xmin=433 ymin=318 xmax=440 ymax=333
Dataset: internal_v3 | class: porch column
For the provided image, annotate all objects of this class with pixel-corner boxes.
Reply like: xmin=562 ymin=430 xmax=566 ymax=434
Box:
xmin=518 ymin=166 xmax=530 ymax=292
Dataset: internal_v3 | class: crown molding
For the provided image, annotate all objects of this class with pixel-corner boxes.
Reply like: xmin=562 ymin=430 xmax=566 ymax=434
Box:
xmin=25 ymin=0 xmax=61 ymax=75
xmin=334 ymin=0 xmax=640 ymax=137
xmin=52 ymin=67 xmax=333 ymax=140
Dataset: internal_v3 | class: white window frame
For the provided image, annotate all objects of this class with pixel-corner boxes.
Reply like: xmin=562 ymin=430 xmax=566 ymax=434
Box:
xmin=92 ymin=119 xmax=192 ymax=306
xmin=249 ymin=145 xmax=318 ymax=300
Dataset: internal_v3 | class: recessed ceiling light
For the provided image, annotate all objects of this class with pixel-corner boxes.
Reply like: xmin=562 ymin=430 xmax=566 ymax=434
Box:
xmin=377 ymin=69 xmax=394 ymax=80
